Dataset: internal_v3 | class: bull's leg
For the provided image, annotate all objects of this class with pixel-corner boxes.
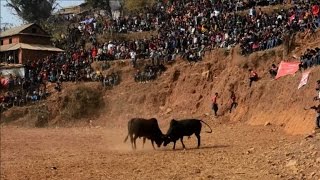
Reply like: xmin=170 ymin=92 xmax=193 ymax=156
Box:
xmin=195 ymin=134 xmax=201 ymax=148
xmin=142 ymin=137 xmax=146 ymax=148
xmin=151 ymin=140 xmax=156 ymax=150
xmin=133 ymin=135 xmax=138 ymax=150
xmin=180 ymin=137 xmax=186 ymax=149
xmin=173 ymin=141 xmax=176 ymax=150
xmin=130 ymin=134 xmax=134 ymax=149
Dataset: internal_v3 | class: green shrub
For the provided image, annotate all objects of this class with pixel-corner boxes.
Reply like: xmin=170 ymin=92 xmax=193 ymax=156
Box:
xmin=62 ymin=86 xmax=104 ymax=120
xmin=123 ymin=0 xmax=156 ymax=13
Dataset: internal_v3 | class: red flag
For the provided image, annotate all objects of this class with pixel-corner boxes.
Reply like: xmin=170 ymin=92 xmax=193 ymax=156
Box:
xmin=275 ymin=61 xmax=300 ymax=79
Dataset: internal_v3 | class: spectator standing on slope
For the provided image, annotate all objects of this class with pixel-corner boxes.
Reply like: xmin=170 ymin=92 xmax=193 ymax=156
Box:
xmin=211 ymin=92 xmax=219 ymax=117
xmin=130 ymin=50 xmax=137 ymax=68
xmin=229 ymin=90 xmax=238 ymax=113
xmin=249 ymin=69 xmax=259 ymax=87
xmin=308 ymin=104 xmax=320 ymax=130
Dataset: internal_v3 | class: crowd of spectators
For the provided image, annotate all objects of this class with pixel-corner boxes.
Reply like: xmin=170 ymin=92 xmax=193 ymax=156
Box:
xmin=0 ymin=74 xmax=48 ymax=111
xmin=64 ymin=0 xmax=320 ymax=65
xmin=0 ymin=52 xmax=97 ymax=112
xmin=299 ymin=47 xmax=320 ymax=70
xmin=134 ymin=64 xmax=167 ymax=83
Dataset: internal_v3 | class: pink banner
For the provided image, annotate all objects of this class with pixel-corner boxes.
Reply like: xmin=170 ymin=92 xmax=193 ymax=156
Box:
xmin=275 ymin=61 xmax=300 ymax=80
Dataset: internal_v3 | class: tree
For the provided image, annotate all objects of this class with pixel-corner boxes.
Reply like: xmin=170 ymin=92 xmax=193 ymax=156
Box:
xmin=6 ymin=0 xmax=56 ymax=24
xmin=123 ymin=0 xmax=156 ymax=13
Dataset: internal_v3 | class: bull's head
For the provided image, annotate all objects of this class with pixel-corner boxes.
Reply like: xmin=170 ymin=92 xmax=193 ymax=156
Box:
xmin=155 ymin=138 xmax=163 ymax=148
xmin=154 ymin=135 xmax=165 ymax=148
xmin=163 ymin=135 xmax=171 ymax=147
xmin=163 ymin=119 xmax=177 ymax=146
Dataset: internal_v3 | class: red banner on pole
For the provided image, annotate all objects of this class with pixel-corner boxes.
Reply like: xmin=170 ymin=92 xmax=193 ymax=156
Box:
xmin=275 ymin=61 xmax=300 ymax=80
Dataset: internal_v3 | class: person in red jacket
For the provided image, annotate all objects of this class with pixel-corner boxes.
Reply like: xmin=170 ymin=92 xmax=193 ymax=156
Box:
xmin=249 ymin=69 xmax=258 ymax=87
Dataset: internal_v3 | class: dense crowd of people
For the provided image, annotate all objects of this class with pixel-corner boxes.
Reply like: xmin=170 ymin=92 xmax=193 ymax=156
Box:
xmin=299 ymin=47 xmax=320 ymax=70
xmin=0 ymin=52 xmax=115 ymax=111
xmin=66 ymin=0 xmax=320 ymax=63
xmin=134 ymin=64 xmax=167 ymax=83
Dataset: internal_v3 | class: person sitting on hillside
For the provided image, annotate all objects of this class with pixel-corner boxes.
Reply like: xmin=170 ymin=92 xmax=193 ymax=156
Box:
xmin=269 ymin=64 xmax=278 ymax=78
xmin=54 ymin=81 xmax=62 ymax=92
xmin=248 ymin=69 xmax=259 ymax=87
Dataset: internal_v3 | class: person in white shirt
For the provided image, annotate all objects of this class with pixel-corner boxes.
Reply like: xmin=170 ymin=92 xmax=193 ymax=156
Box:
xmin=130 ymin=50 xmax=137 ymax=67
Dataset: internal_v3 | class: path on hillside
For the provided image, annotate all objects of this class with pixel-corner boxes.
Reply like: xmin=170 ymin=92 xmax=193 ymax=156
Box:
xmin=1 ymin=123 xmax=320 ymax=180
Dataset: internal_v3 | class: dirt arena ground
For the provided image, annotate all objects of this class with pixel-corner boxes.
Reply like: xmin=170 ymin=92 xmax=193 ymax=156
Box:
xmin=1 ymin=122 xmax=320 ymax=180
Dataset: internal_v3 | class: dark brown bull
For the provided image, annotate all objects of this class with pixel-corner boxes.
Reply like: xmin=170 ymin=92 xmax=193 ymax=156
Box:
xmin=163 ymin=119 xmax=212 ymax=150
xmin=124 ymin=118 xmax=164 ymax=150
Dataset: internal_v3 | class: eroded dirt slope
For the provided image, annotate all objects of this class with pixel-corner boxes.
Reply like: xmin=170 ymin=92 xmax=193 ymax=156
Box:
xmin=90 ymin=45 xmax=320 ymax=135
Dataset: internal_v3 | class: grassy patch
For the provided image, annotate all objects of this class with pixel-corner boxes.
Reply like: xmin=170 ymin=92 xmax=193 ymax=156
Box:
xmin=61 ymin=85 xmax=104 ymax=120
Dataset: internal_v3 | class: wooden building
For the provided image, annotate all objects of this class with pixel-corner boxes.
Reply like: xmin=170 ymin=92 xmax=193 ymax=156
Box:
xmin=0 ymin=23 xmax=63 ymax=64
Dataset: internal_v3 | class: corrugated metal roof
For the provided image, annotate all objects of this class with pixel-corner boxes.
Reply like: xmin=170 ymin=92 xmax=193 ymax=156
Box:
xmin=0 ymin=44 xmax=16 ymax=52
xmin=0 ymin=23 xmax=34 ymax=38
xmin=55 ymin=6 xmax=80 ymax=15
xmin=0 ymin=43 xmax=64 ymax=52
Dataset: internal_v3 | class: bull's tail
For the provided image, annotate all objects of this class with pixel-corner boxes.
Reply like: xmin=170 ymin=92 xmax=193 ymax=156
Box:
xmin=124 ymin=119 xmax=134 ymax=143
xmin=124 ymin=135 xmax=129 ymax=143
xmin=200 ymin=120 xmax=212 ymax=133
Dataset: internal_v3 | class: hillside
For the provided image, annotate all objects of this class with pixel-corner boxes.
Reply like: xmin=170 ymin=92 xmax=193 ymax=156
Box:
xmin=2 ymin=30 xmax=320 ymax=135
xmin=84 ymin=30 xmax=319 ymax=135
xmin=93 ymin=47 xmax=319 ymax=135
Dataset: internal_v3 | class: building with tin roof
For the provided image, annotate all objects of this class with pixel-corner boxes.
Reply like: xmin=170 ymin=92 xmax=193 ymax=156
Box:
xmin=0 ymin=23 xmax=63 ymax=64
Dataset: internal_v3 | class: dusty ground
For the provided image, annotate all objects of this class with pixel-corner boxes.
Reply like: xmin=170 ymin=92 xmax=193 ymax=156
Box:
xmin=1 ymin=6 xmax=320 ymax=180
xmin=1 ymin=122 xmax=320 ymax=180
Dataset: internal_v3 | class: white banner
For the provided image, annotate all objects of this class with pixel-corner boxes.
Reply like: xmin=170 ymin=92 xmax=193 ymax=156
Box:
xmin=298 ymin=70 xmax=311 ymax=89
